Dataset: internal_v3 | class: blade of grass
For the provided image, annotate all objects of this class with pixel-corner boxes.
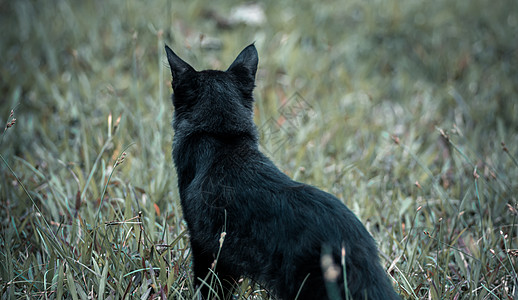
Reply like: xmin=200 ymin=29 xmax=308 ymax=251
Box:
xmin=66 ymin=264 xmax=79 ymax=300
xmin=98 ymin=259 xmax=109 ymax=300
xmin=56 ymin=260 xmax=64 ymax=299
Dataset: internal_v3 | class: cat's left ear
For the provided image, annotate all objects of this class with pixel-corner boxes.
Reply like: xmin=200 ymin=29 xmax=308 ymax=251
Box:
xmin=227 ymin=44 xmax=258 ymax=80
xmin=165 ymin=45 xmax=195 ymax=80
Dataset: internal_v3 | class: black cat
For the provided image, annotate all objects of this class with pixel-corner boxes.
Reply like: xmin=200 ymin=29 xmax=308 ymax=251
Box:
xmin=165 ymin=43 xmax=400 ymax=300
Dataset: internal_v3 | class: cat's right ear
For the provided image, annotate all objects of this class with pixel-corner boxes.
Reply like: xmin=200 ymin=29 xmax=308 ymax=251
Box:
xmin=227 ymin=44 xmax=258 ymax=80
xmin=165 ymin=45 xmax=195 ymax=80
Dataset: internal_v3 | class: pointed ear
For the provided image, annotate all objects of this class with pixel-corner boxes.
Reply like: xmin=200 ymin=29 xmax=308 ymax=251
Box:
xmin=165 ymin=45 xmax=195 ymax=80
xmin=227 ymin=44 xmax=258 ymax=80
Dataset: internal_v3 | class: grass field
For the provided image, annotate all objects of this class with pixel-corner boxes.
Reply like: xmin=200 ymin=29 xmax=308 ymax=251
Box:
xmin=1 ymin=0 xmax=517 ymax=299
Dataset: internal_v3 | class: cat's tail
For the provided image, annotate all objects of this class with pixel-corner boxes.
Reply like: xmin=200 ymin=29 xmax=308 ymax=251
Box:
xmin=353 ymin=267 xmax=400 ymax=300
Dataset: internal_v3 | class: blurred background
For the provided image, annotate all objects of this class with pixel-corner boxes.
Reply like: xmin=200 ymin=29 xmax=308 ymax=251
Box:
xmin=1 ymin=0 xmax=517 ymax=298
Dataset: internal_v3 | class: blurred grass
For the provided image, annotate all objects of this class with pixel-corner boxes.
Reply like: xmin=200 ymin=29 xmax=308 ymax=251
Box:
xmin=1 ymin=0 xmax=517 ymax=298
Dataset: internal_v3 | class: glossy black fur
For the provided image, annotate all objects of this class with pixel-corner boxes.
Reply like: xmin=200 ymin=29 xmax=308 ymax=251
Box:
xmin=165 ymin=44 xmax=400 ymax=300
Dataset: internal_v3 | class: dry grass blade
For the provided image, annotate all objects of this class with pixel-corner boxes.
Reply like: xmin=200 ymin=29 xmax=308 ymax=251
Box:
xmin=1 ymin=0 xmax=517 ymax=299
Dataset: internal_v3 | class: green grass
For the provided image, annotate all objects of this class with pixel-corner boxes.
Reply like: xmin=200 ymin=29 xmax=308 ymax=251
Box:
xmin=1 ymin=0 xmax=517 ymax=298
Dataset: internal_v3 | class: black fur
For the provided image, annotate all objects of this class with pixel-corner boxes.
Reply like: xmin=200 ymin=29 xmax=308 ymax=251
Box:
xmin=165 ymin=44 xmax=400 ymax=300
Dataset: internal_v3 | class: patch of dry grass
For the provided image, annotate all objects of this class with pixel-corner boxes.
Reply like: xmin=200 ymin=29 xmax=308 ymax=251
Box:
xmin=1 ymin=0 xmax=517 ymax=298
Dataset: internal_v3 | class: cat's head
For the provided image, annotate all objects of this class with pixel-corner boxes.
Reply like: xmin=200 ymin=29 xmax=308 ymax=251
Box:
xmin=165 ymin=44 xmax=258 ymax=137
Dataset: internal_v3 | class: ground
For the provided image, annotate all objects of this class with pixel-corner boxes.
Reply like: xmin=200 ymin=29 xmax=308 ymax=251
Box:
xmin=0 ymin=0 xmax=517 ymax=299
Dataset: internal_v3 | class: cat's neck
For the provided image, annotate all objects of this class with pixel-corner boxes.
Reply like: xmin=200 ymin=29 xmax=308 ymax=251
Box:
xmin=172 ymin=131 xmax=260 ymax=187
